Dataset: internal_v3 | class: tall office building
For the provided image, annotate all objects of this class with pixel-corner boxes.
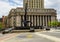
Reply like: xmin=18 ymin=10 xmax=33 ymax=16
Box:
xmin=23 ymin=0 xmax=44 ymax=8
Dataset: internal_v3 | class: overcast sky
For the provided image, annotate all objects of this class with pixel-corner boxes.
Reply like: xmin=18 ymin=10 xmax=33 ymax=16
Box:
xmin=0 ymin=0 xmax=60 ymax=19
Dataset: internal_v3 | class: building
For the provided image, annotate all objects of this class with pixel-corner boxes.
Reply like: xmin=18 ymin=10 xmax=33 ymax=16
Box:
xmin=8 ymin=0 xmax=57 ymax=29
xmin=0 ymin=18 xmax=2 ymax=22
xmin=58 ymin=19 xmax=60 ymax=22
xmin=2 ymin=16 xmax=8 ymax=28
xmin=23 ymin=0 xmax=44 ymax=8
xmin=0 ymin=18 xmax=2 ymax=28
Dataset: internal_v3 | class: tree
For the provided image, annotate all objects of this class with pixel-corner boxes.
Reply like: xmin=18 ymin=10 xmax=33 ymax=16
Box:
xmin=57 ymin=22 xmax=60 ymax=27
xmin=48 ymin=21 xmax=58 ymax=27
xmin=0 ymin=22 xmax=2 ymax=29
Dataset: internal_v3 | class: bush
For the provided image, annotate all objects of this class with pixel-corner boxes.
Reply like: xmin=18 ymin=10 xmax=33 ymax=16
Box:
xmin=0 ymin=22 xmax=2 ymax=31
xmin=48 ymin=21 xmax=58 ymax=27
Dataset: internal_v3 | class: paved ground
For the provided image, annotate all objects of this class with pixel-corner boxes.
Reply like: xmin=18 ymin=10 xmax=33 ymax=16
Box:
xmin=0 ymin=33 xmax=20 ymax=42
xmin=35 ymin=29 xmax=60 ymax=42
xmin=43 ymin=28 xmax=60 ymax=38
xmin=4 ymin=33 xmax=54 ymax=42
xmin=0 ymin=29 xmax=60 ymax=42
xmin=40 ymin=31 xmax=60 ymax=38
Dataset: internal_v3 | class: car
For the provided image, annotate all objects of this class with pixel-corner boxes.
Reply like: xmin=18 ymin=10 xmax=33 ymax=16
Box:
xmin=57 ymin=27 xmax=60 ymax=29
xmin=2 ymin=28 xmax=14 ymax=34
xmin=45 ymin=27 xmax=50 ymax=31
xmin=30 ymin=28 xmax=35 ymax=32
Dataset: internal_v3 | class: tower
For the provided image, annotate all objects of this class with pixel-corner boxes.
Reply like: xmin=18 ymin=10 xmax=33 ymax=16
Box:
xmin=23 ymin=0 xmax=44 ymax=9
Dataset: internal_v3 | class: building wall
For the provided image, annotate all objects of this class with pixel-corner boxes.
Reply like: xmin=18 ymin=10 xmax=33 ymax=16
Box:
xmin=23 ymin=0 xmax=44 ymax=8
xmin=8 ymin=0 xmax=57 ymax=28
xmin=8 ymin=8 xmax=56 ymax=28
xmin=1 ymin=16 xmax=8 ymax=28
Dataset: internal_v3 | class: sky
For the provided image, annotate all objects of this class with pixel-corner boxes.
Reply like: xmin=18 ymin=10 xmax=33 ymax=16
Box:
xmin=0 ymin=0 xmax=60 ymax=19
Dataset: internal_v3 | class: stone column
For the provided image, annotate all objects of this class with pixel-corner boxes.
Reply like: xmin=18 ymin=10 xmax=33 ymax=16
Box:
xmin=46 ymin=15 xmax=47 ymax=26
xmin=47 ymin=16 xmax=49 ymax=26
xmin=31 ymin=15 xmax=33 ymax=26
xmin=11 ymin=17 xmax=14 ymax=27
xmin=51 ymin=16 xmax=56 ymax=22
xmin=16 ymin=16 xmax=21 ymax=27
xmin=22 ymin=15 xmax=24 ymax=26
xmin=48 ymin=16 xmax=50 ymax=26
xmin=44 ymin=16 xmax=46 ymax=26
xmin=20 ymin=16 xmax=21 ymax=27
xmin=29 ymin=15 xmax=30 ymax=26
xmin=40 ymin=15 xmax=42 ymax=26
xmin=32 ymin=16 xmax=33 ymax=26
xmin=37 ymin=15 xmax=39 ymax=26
xmin=43 ymin=16 xmax=44 ymax=26
xmin=34 ymin=15 xmax=36 ymax=26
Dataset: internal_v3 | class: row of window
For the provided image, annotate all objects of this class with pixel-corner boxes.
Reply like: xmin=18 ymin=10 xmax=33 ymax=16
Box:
xmin=24 ymin=0 xmax=44 ymax=8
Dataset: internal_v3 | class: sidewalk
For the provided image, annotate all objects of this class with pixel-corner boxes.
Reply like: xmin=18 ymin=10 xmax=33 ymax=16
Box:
xmin=0 ymin=33 xmax=20 ymax=42
xmin=35 ymin=32 xmax=60 ymax=42
xmin=50 ymin=28 xmax=60 ymax=32
xmin=12 ymin=29 xmax=43 ymax=33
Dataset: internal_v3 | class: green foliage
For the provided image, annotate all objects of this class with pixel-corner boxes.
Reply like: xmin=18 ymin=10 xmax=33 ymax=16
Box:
xmin=48 ymin=21 xmax=58 ymax=27
xmin=0 ymin=22 xmax=2 ymax=29
xmin=57 ymin=22 xmax=60 ymax=26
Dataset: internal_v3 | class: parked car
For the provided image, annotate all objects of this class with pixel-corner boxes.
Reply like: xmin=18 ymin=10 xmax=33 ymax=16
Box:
xmin=2 ymin=28 xmax=14 ymax=34
xmin=57 ymin=27 xmax=60 ymax=29
xmin=43 ymin=26 xmax=50 ymax=31
xmin=30 ymin=28 xmax=35 ymax=32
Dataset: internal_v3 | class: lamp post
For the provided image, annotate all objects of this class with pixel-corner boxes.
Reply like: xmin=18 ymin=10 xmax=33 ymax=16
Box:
xmin=23 ymin=2 xmax=34 ymax=32
xmin=24 ymin=2 xmax=28 ymax=27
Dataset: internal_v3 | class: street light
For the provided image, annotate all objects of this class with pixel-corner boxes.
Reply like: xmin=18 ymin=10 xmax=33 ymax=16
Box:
xmin=23 ymin=1 xmax=35 ymax=32
xmin=24 ymin=2 xmax=28 ymax=27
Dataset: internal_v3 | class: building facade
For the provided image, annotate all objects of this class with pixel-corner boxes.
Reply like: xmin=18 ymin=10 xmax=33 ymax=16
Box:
xmin=0 ymin=16 xmax=8 ymax=28
xmin=8 ymin=0 xmax=57 ymax=28
xmin=2 ymin=16 xmax=8 ymax=28
xmin=23 ymin=0 xmax=44 ymax=8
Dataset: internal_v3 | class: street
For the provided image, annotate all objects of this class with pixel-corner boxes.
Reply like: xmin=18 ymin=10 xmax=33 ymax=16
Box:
xmin=0 ymin=29 xmax=60 ymax=42
xmin=40 ymin=31 xmax=60 ymax=38
xmin=4 ymin=33 xmax=54 ymax=42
